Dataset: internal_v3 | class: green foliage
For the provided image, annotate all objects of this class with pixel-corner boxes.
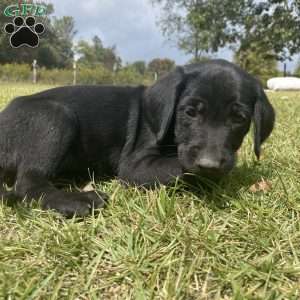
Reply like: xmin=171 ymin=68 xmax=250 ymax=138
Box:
xmin=188 ymin=55 xmax=211 ymax=64
xmin=235 ymin=0 xmax=300 ymax=62
xmin=152 ymin=0 xmax=300 ymax=61
xmin=148 ymin=58 xmax=175 ymax=78
xmin=38 ymin=65 xmax=113 ymax=85
xmin=36 ymin=44 xmax=64 ymax=68
xmin=38 ymin=68 xmax=73 ymax=85
xmin=48 ymin=16 xmax=77 ymax=68
xmin=234 ymin=46 xmax=279 ymax=86
xmin=0 ymin=63 xmax=154 ymax=86
xmin=295 ymin=62 xmax=300 ymax=77
xmin=114 ymin=66 xmax=144 ymax=85
xmin=131 ymin=61 xmax=147 ymax=75
xmin=151 ymin=0 xmax=245 ymax=59
xmin=77 ymin=65 xmax=113 ymax=85
xmin=0 ymin=63 xmax=31 ymax=82
xmin=76 ymin=36 xmax=122 ymax=72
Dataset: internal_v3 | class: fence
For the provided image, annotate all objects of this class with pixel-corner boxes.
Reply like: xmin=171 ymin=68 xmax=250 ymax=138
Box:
xmin=0 ymin=61 xmax=157 ymax=86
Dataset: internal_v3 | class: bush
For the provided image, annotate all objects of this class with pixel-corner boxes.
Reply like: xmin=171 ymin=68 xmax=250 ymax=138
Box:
xmin=77 ymin=65 xmax=113 ymax=85
xmin=0 ymin=63 xmax=31 ymax=82
xmin=294 ymin=63 xmax=300 ymax=77
xmin=114 ymin=67 xmax=144 ymax=85
xmin=38 ymin=68 xmax=73 ymax=85
xmin=0 ymin=63 xmax=155 ymax=86
xmin=148 ymin=58 xmax=175 ymax=78
xmin=38 ymin=65 xmax=114 ymax=85
xmin=234 ymin=47 xmax=279 ymax=87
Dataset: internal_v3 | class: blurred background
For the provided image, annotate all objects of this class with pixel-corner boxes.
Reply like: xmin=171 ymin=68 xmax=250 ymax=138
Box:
xmin=0 ymin=0 xmax=300 ymax=87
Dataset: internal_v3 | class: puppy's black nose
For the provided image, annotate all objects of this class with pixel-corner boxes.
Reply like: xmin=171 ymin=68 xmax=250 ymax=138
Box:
xmin=196 ymin=156 xmax=224 ymax=171
xmin=196 ymin=157 xmax=221 ymax=169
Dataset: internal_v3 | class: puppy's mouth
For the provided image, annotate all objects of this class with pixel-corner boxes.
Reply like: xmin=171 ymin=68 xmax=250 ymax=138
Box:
xmin=178 ymin=147 xmax=236 ymax=180
xmin=198 ymin=167 xmax=231 ymax=179
xmin=191 ymin=167 xmax=227 ymax=179
xmin=180 ymin=159 xmax=234 ymax=180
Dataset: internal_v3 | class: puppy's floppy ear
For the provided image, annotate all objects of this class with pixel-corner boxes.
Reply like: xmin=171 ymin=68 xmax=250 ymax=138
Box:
xmin=144 ymin=67 xmax=185 ymax=144
xmin=253 ymin=84 xmax=275 ymax=159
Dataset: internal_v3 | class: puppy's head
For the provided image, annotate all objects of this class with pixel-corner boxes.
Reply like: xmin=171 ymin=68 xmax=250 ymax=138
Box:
xmin=144 ymin=60 xmax=275 ymax=178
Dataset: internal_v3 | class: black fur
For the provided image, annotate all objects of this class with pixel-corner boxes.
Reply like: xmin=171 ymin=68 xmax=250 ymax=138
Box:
xmin=0 ymin=60 xmax=275 ymax=216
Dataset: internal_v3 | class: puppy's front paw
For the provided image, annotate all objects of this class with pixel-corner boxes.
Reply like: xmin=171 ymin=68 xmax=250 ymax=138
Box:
xmin=84 ymin=191 xmax=108 ymax=209
xmin=42 ymin=191 xmax=108 ymax=217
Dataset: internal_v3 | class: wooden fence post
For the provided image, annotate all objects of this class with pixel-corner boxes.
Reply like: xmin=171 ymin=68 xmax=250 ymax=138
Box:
xmin=113 ymin=62 xmax=118 ymax=85
xmin=73 ymin=60 xmax=77 ymax=85
xmin=32 ymin=59 xmax=37 ymax=84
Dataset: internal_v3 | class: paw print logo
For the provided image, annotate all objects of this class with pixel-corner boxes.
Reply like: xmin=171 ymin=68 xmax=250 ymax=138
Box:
xmin=4 ymin=16 xmax=45 ymax=48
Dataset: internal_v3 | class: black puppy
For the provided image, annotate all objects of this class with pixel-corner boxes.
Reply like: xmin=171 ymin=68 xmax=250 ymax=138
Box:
xmin=0 ymin=60 xmax=275 ymax=216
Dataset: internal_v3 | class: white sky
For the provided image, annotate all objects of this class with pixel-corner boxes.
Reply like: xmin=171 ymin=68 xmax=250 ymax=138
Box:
xmin=48 ymin=0 xmax=298 ymax=71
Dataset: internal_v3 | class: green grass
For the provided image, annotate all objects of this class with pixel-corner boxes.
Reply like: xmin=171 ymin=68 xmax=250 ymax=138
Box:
xmin=0 ymin=83 xmax=300 ymax=299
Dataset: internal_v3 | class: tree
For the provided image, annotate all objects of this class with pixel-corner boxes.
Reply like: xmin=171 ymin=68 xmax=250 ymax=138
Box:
xmin=114 ymin=65 xmax=144 ymax=85
xmin=76 ymin=36 xmax=121 ymax=71
xmin=151 ymin=0 xmax=300 ymax=62
xmin=103 ymin=45 xmax=121 ymax=71
xmin=148 ymin=58 xmax=175 ymax=77
xmin=234 ymin=43 xmax=278 ymax=86
xmin=38 ymin=16 xmax=76 ymax=68
xmin=234 ymin=1 xmax=300 ymax=62
xmin=295 ymin=62 xmax=300 ymax=77
xmin=132 ymin=61 xmax=146 ymax=75
xmin=188 ymin=55 xmax=211 ymax=64
xmin=76 ymin=40 xmax=97 ymax=66
xmin=52 ymin=16 xmax=77 ymax=42
xmin=151 ymin=0 xmax=243 ymax=59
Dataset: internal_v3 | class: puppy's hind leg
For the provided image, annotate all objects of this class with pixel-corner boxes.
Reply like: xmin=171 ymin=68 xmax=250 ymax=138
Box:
xmin=12 ymin=113 xmax=107 ymax=217
xmin=15 ymin=170 xmax=107 ymax=217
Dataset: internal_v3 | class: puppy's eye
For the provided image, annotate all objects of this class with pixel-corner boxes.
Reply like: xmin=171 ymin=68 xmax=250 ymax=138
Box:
xmin=185 ymin=107 xmax=197 ymax=118
xmin=232 ymin=111 xmax=247 ymax=123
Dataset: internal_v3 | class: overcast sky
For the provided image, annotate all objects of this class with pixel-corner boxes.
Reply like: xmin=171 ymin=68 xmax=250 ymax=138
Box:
xmin=48 ymin=0 xmax=298 ymax=72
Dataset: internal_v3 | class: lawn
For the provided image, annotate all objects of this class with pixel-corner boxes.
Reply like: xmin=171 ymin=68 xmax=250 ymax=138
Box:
xmin=0 ymin=83 xmax=299 ymax=300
